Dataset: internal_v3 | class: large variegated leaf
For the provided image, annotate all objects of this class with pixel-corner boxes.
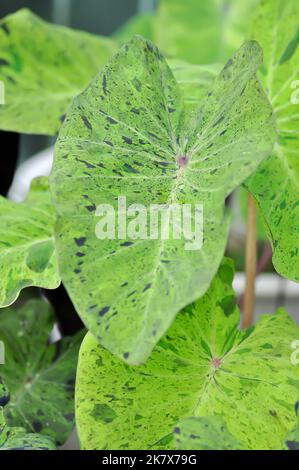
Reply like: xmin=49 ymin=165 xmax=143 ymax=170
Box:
xmin=75 ymin=258 xmax=299 ymax=450
xmin=0 ymin=299 xmax=84 ymax=445
xmin=0 ymin=408 xmax=56 ymax=450
xmin=245 ymin=0 xmax=299 ymax=281
xmin=0 ymin=9 xmax=116 ymax=135
xmin=0 ymin=177 xmax=60 ymax=307
xmin=155 ymin=0 xmax=259 ymax=64
xmin=174 ymin=416 xmax=243 ymax=450
xmin=50 ymin=37 xmax=275 ymax=365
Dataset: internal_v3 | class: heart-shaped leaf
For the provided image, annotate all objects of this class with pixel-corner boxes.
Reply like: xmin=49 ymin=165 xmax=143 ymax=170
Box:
xmin=0 ymin=299 xmax=84 ymax=445
xmin=0 ymin=9 xmax=117 ymax=135
xmin=0 ymin=177 xmax=60 ymax=308
xmin=76 ymin=258 xmax=299 ymax=450
xmin=51 ymin=37 xmax=275 ymax=364
xmin=174 ymin=416 xmax=243 ymax=450
xmin=245 ymin=0 xmax=299 ymax=281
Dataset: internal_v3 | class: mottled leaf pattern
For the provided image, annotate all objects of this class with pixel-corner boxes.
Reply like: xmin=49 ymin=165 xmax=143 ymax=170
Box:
xmin=0 ymin=9 xmax=116 ymax=135
xmin=0 ymin=410 xmax=56 ymax=451
xmin=155 ymin=0 xmax=259 ymax=64
xmin=174 ymin=416 xmax=243 ymax=450
xmin=0 ymin=177 xmax=60 ymax=307
xmin=0 ymin=299 xmax=84 ymax=445
xmin=0 ymin=408 xmax=56 ymax=450
xmin=51 ymin=37 xmax=275 ymax=365
xmin=169 ymin=60 xmax=221 ymax=112
xmin=76 ymin=258 xmax=299 ymax=450
xmin=245 ymin=0 xmax=299 ymax=281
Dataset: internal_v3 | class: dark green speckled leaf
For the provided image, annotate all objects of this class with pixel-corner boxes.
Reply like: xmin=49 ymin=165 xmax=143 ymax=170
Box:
xmin=0 ymin=9 xmax=116 ymax=135
xmin=169 ymin=60 xmax=221 ymax=112
xmin=174 ymin=416 xmax=243 ymax=450
xmin=0 ymin=299 xmax=84 ymax=445
xmin=51 ymin=37 xmax=276 ymax=365
xmin=76 ymin=258 xmax=299 ymax=450
xmin=0 ymin=177 xmax=60 ymax=307
xmin=245 ymin=0 xmax=299 ymax=282
xmin=0 ymin=408 xmax=56 ymax=450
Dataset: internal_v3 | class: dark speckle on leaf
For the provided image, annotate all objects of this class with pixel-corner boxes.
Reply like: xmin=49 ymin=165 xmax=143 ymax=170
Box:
xmin=143 ymin=283 xmax=152 ymax=292
xmin=81 ymin=115 xmax=92 ymax=130
xmin=122 ymin=136 xmax=132 ymax=145
xmin=224 ymin=58 xmax=233 ymax=69
xmin=123 ymin=163 xmax=139 ymax=174
xmin=0 ymin=391 xmax=10 ymax=407
xmin=74 ymin=237 xmax=86 ymax=247
xmin=132 ymin=77 xmax=142 ymax=92
xmin=99 ymin=306 xmax=110 ymax=317
xmin=91 ymin=403 xmax=117 ymax=424
xmin=32 ymin=421 xmax=43 ymax=433
xmin=286 ymin=440 xmax=299 ymax=450
xmin=102 ymin=74 xmax=107 ymax=94
xmin=0 ymin=58 xmax=9 ymax=66
xmin=121 ymin=241 xmax=133 ymax=247
xmin=0 ymin=22 xmax=10 ymax=35
xmin=86 ymin=204 xmax=96 ymax=212
xmin=107 ymin=116 xmax=118 ymax=125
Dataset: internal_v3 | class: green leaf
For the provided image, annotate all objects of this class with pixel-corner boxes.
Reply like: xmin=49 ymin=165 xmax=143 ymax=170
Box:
xmin=174 ymin=416 xmax=243 ymax=450
xmin=0 ymin=408 xmax=56 ymax=450
xmin=169 ymin=60 xmax=221 ymax=112
xmin=155 ymin=0 xmax=260 ymax=64
xmin=0 ymin=177 xmax=60 ymax=308
xmin=51 ymin=37 xmax=275 ymax=365
xmin=76 ymin=258 xmax=299 ymax=450
xmin=0 ymin=8 xmax=116 ymax=135
xmin=245 ymin=0 xmax=299 ymax=282
xmin=0 ymin=299 xmax=84 ymax=445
